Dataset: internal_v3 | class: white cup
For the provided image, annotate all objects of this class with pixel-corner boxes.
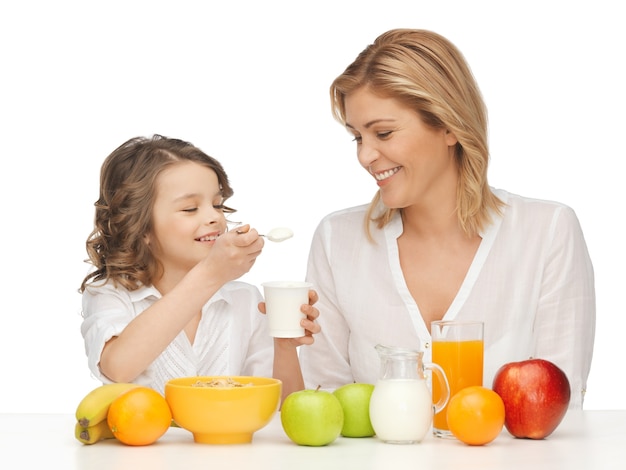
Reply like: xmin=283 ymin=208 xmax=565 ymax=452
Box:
xmin=261 ymin=281 xmax=312 ymax=338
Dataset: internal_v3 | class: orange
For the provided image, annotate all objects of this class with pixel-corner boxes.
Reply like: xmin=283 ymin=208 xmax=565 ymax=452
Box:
xmin=446 ymin=385 xmax=505 ymax=446
xmin=107 ymin=386 xmax=172 ymax=446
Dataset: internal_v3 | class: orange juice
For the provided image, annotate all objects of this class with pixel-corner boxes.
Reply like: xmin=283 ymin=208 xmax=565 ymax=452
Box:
xmin=432 ymin=339 xmax=484 ymax=431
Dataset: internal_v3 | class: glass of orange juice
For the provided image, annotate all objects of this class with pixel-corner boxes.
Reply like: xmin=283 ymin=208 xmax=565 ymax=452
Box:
xmin=431 ymin=320 xmax=484 ymax=438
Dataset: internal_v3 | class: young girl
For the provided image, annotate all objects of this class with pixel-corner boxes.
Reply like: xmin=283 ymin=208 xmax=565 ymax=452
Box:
xmin=80 ymin=134 xmax=320 ymax=400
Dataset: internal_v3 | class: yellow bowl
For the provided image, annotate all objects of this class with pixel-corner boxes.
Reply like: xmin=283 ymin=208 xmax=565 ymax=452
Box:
xmin=164 ymin=376 xmax=282 ymax=444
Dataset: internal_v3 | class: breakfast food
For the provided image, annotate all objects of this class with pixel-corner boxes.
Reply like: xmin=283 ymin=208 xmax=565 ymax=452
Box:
xmin=75 ymin=382 xmax=140 ymax=428
xmin=191 ymin=377 xmax=253 ymax=388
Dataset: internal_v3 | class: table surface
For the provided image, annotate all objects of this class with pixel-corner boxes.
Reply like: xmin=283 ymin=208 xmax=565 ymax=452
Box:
xmin=1 ymin=410 xmax=624 ymax=469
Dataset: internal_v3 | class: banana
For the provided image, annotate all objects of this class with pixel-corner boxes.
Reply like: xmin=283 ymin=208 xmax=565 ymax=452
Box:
xmin=75 ymin=420 xmax=115 ymax=445
xmin=75 ymin=382 xmax=140 ymax=428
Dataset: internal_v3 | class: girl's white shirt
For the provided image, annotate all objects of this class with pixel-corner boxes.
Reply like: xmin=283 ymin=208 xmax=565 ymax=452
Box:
xmin=299 ymin=188 xmax=595 ymax=409
xmin=81 ymin=280 xmax=272 ymax=395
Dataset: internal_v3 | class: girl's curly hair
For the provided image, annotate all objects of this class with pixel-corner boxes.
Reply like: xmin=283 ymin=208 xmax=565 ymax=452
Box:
xmin=80 ymin=135 xmax=235 ymax=292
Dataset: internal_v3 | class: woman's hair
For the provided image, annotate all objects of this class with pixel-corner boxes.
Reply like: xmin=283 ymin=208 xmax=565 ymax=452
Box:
xmin=80 ymin=134 xmax=235 ymax=292
xmin=330 ymin=29 xmax=503 ymax=237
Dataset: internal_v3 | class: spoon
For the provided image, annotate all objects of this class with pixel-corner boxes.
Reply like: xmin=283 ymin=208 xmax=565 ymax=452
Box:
xmin=262 ymin=227 xmax=294 ymax=242
xmin=236 ymin=226 xmax=294 ymax=243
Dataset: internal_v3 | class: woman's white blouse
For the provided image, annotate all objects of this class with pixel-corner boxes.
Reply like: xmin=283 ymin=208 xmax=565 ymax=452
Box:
xmin=299 ymin=189 xmax=595 ymax=408
xmin=81 ymin=280 xmax=273 ymax=394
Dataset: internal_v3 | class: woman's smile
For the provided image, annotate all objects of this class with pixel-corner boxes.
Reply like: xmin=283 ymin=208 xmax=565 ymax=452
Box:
xmin=372 ymin=166 xmax=402 ymax=183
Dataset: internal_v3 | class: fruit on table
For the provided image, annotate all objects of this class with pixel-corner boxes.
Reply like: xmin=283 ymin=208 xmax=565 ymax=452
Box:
xmin=280 ymin=387 xmax=344 ymax=446
xmin=446 ymin=385 xmax=505 ymax=446
xmin=107 ymin=387 xmax=172 ymax=446
xmin=75 ymin=382 xmax=140 ymax=428
xmin=332 ymin=383 xmax=375 ymax=437
xmin=492 ymin=358 xmax=571 ymax=439
xmin=74 ymin=420 xmax=115 ymax=445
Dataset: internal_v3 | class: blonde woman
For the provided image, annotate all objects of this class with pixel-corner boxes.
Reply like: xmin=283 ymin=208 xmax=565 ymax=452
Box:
xmin=299 ymin=29 xmax=595 ymax=409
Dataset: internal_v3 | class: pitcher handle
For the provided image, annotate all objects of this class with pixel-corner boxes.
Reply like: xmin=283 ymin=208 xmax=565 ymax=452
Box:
xmin=424 ymin=362 xmax=450 ymax=414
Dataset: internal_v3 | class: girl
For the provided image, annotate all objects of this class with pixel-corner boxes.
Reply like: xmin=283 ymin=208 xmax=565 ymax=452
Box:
xmin=80 ymin=135 xmax=320 ymax=400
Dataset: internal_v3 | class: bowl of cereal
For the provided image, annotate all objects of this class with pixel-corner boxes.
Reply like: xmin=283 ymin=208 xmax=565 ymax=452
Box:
xmin=164 ymin=376 xmax=282 ymax=444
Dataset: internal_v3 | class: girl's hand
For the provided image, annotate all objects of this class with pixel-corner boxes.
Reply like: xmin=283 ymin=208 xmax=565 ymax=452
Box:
xmin=202 ymin=224 xmax=264 ymax=284
xmin=259 ymin=289 xmax=321 ymax=346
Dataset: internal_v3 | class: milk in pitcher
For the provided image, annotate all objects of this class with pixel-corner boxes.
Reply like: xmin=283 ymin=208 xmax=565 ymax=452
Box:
xmin=369 ymin=378 xmax=433 ymax=443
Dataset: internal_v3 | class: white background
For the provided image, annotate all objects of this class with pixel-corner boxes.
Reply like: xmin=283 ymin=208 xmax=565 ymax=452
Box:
xmin=1 ymin=1 xmax=623 ymax=413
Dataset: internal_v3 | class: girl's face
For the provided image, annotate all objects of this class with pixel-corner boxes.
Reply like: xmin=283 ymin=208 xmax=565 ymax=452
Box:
xmin=147 ymin=161 xmax=227 ymax=276
xmin=344 ymin=86 xmax=458 ymax=211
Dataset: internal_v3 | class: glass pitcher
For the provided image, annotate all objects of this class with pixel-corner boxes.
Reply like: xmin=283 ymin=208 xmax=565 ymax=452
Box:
xmin=369 ymin=344 xmax=450 ymax=444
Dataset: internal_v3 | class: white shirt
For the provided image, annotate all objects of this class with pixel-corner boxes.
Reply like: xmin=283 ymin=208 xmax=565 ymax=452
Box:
xmin=81 ymin=280 xmax=273 ymax=394
xmin=299 ymin=189 xmax=596 ymax=409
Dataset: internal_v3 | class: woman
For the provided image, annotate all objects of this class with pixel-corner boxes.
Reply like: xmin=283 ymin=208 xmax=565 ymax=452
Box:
xmin=299 ymin=29 xmax=595 ymax=408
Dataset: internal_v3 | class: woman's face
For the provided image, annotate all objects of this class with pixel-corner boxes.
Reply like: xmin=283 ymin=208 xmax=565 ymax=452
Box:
xmin=344 ymin=87 xmax=458 ymax=210
xmin=146 ymin=161 xmax=227 ymax=276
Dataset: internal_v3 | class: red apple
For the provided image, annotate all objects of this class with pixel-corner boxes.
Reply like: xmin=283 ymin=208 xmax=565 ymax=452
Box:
xmin=492 ymin=358 xmax=571 ymax=439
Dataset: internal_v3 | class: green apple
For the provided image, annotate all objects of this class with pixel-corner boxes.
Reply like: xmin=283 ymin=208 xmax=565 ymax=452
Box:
xmin=280 ymin=388 xmax=344 ymax=446
xmin=332 ymin=383 xmax=375 ymax=437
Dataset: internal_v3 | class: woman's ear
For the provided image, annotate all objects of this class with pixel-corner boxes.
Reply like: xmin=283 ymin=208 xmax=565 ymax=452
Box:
xmin=445 ymin=129 xmax=458 ymax=146
xmin=143 ymin=233 xmax=151 ymax=246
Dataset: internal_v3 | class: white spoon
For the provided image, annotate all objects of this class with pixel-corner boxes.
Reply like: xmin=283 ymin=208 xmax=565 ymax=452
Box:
xmin=262 ymin=227 xmax=294 ymax=242
xmin=236 ymin=226 xmax=294 ymax=243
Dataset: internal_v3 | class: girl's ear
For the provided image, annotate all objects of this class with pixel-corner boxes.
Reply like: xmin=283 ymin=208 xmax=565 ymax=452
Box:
xmin=143 ymin=233 xmax=151 ymax=246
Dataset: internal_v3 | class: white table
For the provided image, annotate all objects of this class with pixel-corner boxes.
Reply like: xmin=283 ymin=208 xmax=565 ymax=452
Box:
xmin=1 ymin=410 xmax=624 ymax=469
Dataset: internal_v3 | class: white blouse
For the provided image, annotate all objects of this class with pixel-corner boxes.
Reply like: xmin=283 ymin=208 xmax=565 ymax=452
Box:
xmin=299 ymin=189 xmax=596 ymax=409
xmin=81 ymin=280 xmax=273 ymax=395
